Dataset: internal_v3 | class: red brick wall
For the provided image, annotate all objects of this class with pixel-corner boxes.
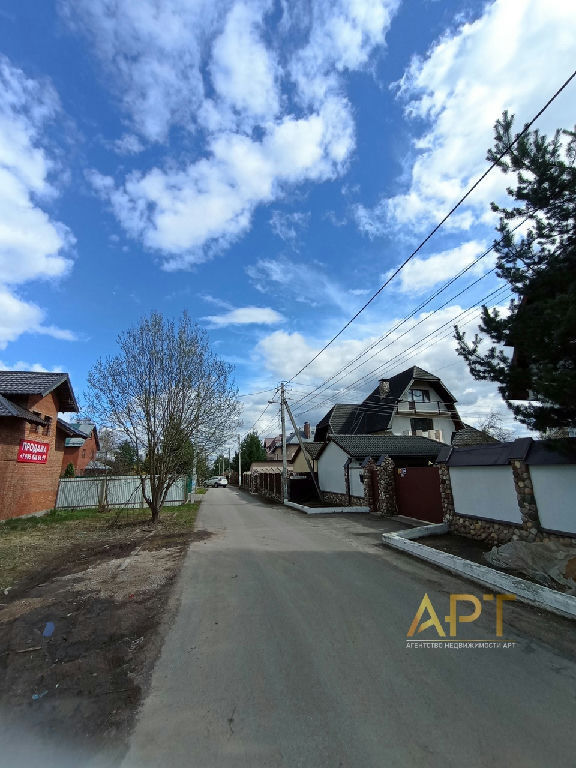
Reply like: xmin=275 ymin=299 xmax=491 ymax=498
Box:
xmin=61 ymin=431 xmax=98 ymax=475
xmin=0 ymin=392 xmax=67 ymax=520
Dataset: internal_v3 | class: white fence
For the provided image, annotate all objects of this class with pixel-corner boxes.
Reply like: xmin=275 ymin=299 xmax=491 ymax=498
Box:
xmin=55 ymin=475 xmax=187 ymax=509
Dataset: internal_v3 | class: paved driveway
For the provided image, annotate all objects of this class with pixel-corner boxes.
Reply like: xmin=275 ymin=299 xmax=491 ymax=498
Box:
xmin=122 ymin=487 xmax=576 ymax=768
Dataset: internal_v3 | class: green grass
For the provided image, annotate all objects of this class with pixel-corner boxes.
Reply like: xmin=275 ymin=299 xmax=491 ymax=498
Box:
xmin=195 ymin=487 xmax=207 ymax=494
xmin=0 ymin=501 xmax=200 ymax=590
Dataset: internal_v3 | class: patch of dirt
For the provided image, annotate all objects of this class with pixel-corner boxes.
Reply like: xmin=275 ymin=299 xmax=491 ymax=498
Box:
xmin=0 ymin=526 xmax=213 ymax=766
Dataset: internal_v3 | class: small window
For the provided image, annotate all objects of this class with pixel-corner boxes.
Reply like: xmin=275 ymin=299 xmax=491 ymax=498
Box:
xmin=82 ymin=448 xmax=86 ymax=458
xmin=409 ymin=388 xmax=430 ymax=402
xmin=411 ymin=417 xmax=434 ymax=434
xmin=30 ymin=423 xmax=39 ymax=434
xmin=43 ymin=416 xmax=52 ymax=436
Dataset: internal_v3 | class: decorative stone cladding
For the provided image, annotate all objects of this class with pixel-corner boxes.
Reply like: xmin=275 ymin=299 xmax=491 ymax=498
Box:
xmin=440 ymin=461 xmax=575 ymax=545
xmin=362 ymin=457 xmax=396 ymax=516
xmin=321 ymin=491 xmax=364 ymax=506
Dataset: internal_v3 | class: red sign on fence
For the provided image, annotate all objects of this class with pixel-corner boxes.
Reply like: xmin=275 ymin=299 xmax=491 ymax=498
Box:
xmin=17 ymin=440 xmax=50 ymax=464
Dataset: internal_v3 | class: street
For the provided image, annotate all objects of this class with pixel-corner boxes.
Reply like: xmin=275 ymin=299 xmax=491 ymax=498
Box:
xmin=122 ymin=488 xmax=576 ymax=768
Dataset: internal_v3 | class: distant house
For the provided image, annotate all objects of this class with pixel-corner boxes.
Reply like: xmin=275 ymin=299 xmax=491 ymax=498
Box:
xmin=314 ymin=366 xmax=464 ymax=445
xmin=265 ymin=422 xmax=313 ymax=461
xmin=291 ymin=442 xmax=324 ymax=474
xmin=0 ymin=371 xmax=79 ymax=520
xmin=58 ymin=418 xmax=101 ymax=475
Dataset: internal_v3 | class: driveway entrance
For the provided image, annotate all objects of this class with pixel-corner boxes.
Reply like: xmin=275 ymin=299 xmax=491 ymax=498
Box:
xmin=394 ymin=465 xmax=444 ymax=523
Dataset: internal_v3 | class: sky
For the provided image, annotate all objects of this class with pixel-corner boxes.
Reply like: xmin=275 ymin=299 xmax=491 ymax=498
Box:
xmin=0 ymin=0 xmax=575 ymax=442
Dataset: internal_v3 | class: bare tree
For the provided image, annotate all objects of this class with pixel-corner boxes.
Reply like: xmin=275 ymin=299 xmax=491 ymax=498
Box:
xmin=476 ymin=410 xmax=514 ymax=442
xmin=87 ymin=312 xmax=240 ymax=523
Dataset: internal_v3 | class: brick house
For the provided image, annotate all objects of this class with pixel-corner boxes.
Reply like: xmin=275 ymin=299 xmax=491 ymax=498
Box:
xmin=58 ymin=418 xmax=100 ymax=475
xmin=0 ymin=372 xmax=79 ymax=520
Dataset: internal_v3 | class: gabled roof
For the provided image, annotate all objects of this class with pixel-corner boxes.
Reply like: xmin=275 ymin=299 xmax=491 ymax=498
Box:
xmin=452 ymin=424 xmax=500 ymax=446
xmin=314 ymin=404 xmax=358 ymax=439
xmin=327 ymin=434 xmax=444 ymax=460
xmin=292 ymin=442 xmax=325 ymax=461
xmin=314 ymin=366 xmax=461 ymax=438
xmin=0 ymin=394 xmax=47 ymax=424
xmin=0 ymin=371 xmax=78 ymax=412
xmin=358 ymin=366 xmax=458 ymax=433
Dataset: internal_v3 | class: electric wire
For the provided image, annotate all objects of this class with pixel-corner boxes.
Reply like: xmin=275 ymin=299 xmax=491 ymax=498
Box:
xmin=285 ymin=69 xmax=576 ymax=384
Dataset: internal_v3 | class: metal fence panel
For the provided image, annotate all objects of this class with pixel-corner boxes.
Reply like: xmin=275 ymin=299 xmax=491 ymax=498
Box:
xmin=56 ymin=475 xmax=187 ymax=509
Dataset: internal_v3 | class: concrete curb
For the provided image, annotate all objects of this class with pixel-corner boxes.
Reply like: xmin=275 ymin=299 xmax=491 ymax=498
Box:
xmin=284 ymin=501 xmax=370 ymax=515
xmin=382 ymin=526 xmax=576 ymax=620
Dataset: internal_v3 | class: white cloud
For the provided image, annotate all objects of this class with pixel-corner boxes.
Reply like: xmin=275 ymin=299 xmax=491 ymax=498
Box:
xmin=93 ymin=97 xmax=354 ymax=266
xmin=113 ymin=133 xmax=145 ymax=155
xmin=208 ymin=1 xmax=280 ymax=128
xmin=60 ymin=0 xmax=226 ymax=143
xmin=383 ymin=0 xmax=576 ymax=233
xmin=203 ymin=306 xmax=285 ymax=327
xmin=386 ymin=240 xmax=493 ymax=294
xmin=0 ymin=55 xmax=76 ymax=347
xmin=66 ymin=0 xmax=399 ymax=264
xmin=0 ymin=359 xmax=64 ymax=373
xmin=246 ymin=255 xmax=359 ymax=313
xmin=269 ymin=210 xmax=310 ymax=243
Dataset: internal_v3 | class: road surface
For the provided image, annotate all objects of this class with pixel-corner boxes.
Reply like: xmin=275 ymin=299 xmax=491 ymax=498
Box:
xmin=122 ymin=487 xmax=576 ymax=768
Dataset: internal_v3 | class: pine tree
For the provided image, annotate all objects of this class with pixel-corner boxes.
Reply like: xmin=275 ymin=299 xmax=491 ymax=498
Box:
xmin=455 ymin=113 xmax=576 ymax=433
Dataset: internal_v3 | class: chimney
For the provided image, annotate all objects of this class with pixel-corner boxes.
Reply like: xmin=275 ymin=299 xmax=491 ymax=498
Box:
xmin=303 ymin=421 xmax=311 ymax=439
xmin=378 ymin=379 xmax=390 ymax=397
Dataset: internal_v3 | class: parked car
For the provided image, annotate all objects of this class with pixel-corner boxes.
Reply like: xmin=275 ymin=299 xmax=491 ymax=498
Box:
xmin=206 ymin=476 xmax=228 ymax=488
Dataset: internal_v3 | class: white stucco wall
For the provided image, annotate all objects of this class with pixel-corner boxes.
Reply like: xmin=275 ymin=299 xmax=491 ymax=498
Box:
xmin=530 ymin=465 xmax=576 ymax=535
xmin=349 ymin=463 xmax=364 ymax=498
xmin=449 ymin=466 xmax=522 ymax=523
xmin=317 ymin=442 xmax=348 ymax=494
xmin=389 ymin=413 xmax=455 ymax=443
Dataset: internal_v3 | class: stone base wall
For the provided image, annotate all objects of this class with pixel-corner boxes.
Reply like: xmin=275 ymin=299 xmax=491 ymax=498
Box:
xmin=321 ymin=491 xmax=364 ymax=507
xmin=439 ymin=461 xmax=576 ymax=546
xmin=446 ymin=513 xmax=517 ymax=545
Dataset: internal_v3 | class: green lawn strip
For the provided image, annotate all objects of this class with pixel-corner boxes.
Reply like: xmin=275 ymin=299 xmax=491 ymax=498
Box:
xmin=0 ymin=502 xmax=199 ymax=591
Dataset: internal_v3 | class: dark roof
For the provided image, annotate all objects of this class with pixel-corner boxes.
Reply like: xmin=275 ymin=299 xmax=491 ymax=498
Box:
xmin=0 ymin=371 xmax=78 ymax=412
xmin=292 ymin=442 xmax=325 ymax=461
xmin=452 ymin=424 xmax=501 ymax=446
xmin=314 ymin=366 xmax=461 ymax=438
xmin=57 ymin=418 xmax=86 ymax=437
xmin=302 ymin=442 xmax=324 ymax=459
xmin=328 ymin=434 xmax=444 ymax=460
xmin=434 ymin=437 xmax=575 ymax=466
xmin=314 ymin=405 xmax=358 ymax=435
xmin=0 ymin=394 xmax=47 ymax=424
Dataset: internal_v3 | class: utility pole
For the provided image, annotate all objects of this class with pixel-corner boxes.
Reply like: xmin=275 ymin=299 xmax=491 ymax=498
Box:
xmin=238 ymin=434 xmax=242 ymax=487
xmin=280 ymin=382 xmax=288 ymax=503
xmin=284 ymin=396 xmax=322 ymax=500
xmin=228 ymin=446 xmax=231 ymax=476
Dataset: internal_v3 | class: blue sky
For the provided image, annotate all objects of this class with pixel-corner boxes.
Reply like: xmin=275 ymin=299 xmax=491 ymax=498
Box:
xmin=1 ymin=0 xmax=574 ymax=439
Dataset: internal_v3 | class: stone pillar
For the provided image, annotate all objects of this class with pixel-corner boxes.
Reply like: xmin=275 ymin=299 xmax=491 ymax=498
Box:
xmin=511 ymin=459 xmax=541 ymax=540
xmin=438 ymin=464 xmax=455 ymax=524
xmin=363 ymin=457 xmax=396 ymax=516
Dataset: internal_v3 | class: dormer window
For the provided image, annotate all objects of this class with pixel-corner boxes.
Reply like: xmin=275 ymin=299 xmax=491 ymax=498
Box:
xmin=409 ymin=388 xmax=430 ymax=403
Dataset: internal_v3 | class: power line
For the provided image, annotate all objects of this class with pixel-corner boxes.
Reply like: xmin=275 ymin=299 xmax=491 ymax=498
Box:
xmin=285 ymin=68 xmax=576 ymax=384
xmin=293 ymin=280 xmax=508 ymax=414
xmin=291 ymin=286 xmax=511 ymax=419
xmin=289 ymin=215 xmax=530 ymax=409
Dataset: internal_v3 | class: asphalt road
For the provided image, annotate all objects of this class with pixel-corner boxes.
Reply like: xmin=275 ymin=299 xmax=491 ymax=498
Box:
xmin=122 ymin=488 xmax=576 ymax=768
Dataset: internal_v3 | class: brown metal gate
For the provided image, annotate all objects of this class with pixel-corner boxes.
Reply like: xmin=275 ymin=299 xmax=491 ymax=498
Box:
xmin=394 ymin=466 xmax=443 ymax=523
